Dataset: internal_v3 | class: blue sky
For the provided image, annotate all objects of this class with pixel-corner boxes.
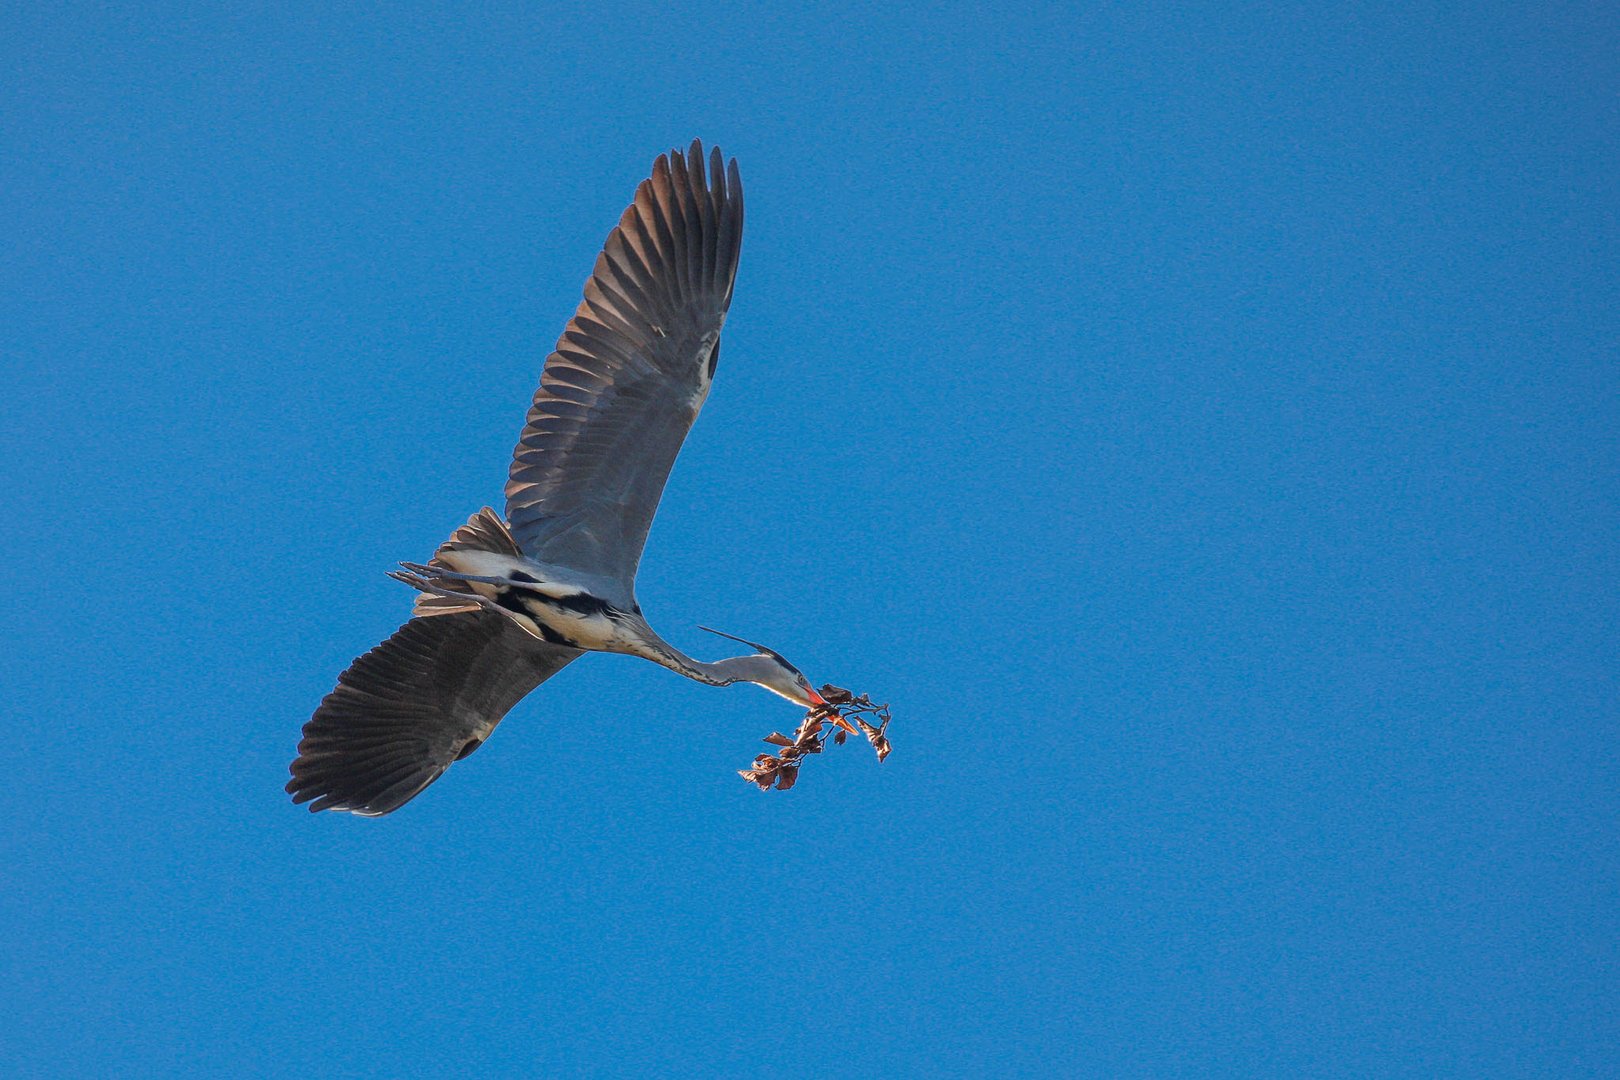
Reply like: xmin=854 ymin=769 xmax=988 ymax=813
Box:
xmin=3 ymin=3 xmax=1615 ymax=1076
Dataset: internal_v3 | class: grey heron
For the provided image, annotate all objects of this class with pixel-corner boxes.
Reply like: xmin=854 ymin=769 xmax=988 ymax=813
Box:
xmin=288 ymin=141 xmax=832 ymax=816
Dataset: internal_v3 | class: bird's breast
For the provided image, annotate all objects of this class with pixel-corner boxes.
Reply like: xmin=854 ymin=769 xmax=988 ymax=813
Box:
xmin=496 ymin=584 xmax=625 ymax=651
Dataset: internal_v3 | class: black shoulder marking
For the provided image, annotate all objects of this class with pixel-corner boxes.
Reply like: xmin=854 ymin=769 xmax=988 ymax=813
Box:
xmin=510 ymin=570 xmax=540 ymax=584
xmin=706 ymin=338 xmax=721 ymax=381
xmin=550 ymin=591 xmax=614 ymax=618
xmin=537 ymin=623 xmax=577 ymax=648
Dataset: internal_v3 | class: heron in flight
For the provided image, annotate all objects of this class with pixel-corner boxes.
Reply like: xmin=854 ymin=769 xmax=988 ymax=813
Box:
xmin=288 ymin=141 xmax=830 ymax=816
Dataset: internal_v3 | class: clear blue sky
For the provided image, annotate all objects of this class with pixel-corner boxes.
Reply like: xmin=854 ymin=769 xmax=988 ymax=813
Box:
xmin=3 ymin=3 xmax=1615 ymax=1076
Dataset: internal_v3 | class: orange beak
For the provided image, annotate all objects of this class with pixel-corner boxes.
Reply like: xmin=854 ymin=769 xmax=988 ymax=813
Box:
xmin=806 ymin=687 xmax=857 ymax=733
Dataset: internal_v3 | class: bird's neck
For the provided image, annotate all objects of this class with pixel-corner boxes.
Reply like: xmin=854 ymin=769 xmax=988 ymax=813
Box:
xmin=623 ymin=621 xmax=738 ymax=687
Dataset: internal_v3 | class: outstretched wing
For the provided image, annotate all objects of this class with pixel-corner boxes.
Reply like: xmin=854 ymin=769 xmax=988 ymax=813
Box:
xmin=287 ymin=611 xmax=581 ymax=815
xmin=506 ymin=140 xmax=744 ymax=584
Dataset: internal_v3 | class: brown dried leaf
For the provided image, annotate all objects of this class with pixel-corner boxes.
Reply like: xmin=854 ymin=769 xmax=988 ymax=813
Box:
xmin=856 ymin=717 xmax=892 ymax=762
xmin=738 ymin=768 xmax=773 ymax=790
xmin=738 ymin=684 xmax=895 ymax=789
xmin=820 ymin=684 xmax=856 ymax=705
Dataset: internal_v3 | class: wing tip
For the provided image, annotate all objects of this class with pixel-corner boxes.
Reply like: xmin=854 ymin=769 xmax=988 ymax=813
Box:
xmin=286 ymin=755 xmax=444 ymax=817
xmin=649 ymin=139 xmax=738 ymax=199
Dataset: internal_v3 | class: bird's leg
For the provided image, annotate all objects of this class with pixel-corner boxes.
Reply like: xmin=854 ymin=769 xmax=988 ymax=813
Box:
xmin=387 ymin=568 xmax=505 ymax=612
xmin=395 ymin=563 xmax=540 ymax=591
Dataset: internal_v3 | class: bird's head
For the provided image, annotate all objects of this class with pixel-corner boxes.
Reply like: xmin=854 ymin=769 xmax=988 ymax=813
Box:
xmin=699 ymin=626 xmax=826 ymax=708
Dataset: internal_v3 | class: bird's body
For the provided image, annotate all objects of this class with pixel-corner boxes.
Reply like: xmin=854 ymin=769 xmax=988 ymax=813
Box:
xmin=420 ymin=543 xmax=637 ymax=653
xmin=288 ymin=141 xmax=826 ymax=816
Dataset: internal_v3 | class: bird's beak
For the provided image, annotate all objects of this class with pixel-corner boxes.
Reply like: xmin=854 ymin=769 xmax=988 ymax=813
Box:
xmin=806 ymin=686 xmax=861 ymax=735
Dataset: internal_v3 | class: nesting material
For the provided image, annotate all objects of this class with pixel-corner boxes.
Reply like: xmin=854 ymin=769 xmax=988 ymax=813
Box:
xmin=739 ymin=685 xmax=893 ymax=791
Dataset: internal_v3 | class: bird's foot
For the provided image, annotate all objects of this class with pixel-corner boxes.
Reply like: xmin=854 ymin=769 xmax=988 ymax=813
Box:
xmin=388 ymin=567 xmax=462 ymax=598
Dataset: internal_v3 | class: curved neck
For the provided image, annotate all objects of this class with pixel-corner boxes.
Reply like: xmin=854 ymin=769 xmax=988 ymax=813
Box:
xmin=627 ymin=623 xmax=744 ymax=687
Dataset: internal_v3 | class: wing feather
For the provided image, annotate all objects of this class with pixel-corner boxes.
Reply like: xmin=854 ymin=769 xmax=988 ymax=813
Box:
xmin=506 ymin=140 xmax=743 ymax=583
xmin=287 ymin=611 xmax=581 ymax=816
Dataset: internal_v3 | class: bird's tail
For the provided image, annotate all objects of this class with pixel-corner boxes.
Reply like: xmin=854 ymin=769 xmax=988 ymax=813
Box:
xmin=405 ymin=507 xmax=522 ymax=617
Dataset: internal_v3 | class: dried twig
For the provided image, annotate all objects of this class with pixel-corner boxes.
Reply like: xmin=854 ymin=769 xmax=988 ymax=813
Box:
xmin=739 ymin=684 xmax=892 ymax=790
